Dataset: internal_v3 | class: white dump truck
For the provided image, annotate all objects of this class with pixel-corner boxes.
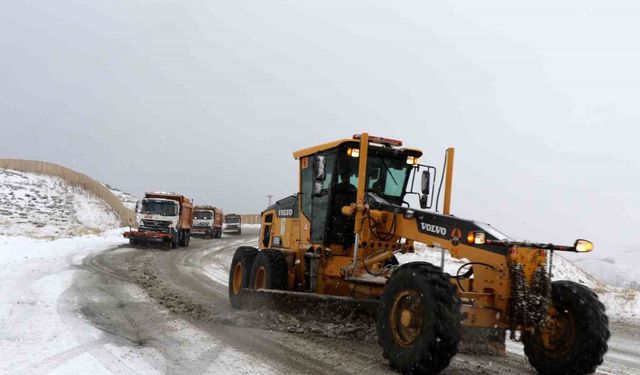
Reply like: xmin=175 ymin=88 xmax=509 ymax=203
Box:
xmin=124 ymin=192 xmax=193 ymax=249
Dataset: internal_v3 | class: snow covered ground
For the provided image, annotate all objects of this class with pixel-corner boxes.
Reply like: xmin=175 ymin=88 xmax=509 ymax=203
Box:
xmin=0 ymin=168 xmax=120 ymax=239
xmin=0 ymin=230 xmax=277 ymax=375
xmin=0 ymin=230 xmax=129 ymax=374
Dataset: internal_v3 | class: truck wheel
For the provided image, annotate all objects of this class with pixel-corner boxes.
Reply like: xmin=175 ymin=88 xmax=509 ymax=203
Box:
xmin=178 ymin=229 xmax=186 ymax=247
xmin=229 ymin=246 xmax=259 ymax=309
xmin=249 ymin=250 xmax=288 ymax=290
xmin=377 ymin=262 xmax=461 ymax=375
xmin=523 ymin=281 xmax=609 ymax=375
xmin=171 ymin=232 xmax=178 ymax=249
xmin=185 ymin=230 xmax=190 ymax=247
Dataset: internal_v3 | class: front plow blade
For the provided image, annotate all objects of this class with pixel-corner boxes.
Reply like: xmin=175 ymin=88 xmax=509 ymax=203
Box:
xmin=241 ymin=289 xmax=379 ymax=321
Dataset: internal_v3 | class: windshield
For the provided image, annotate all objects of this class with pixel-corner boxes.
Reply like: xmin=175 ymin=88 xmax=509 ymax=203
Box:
xmin=225 ymin=216 xmax=240 ymax=223
xmin=140 ymin=200 xmax=178 ymax=216
xmin=194 ymin=211 xmax=213 ymax=220
xmin=335 ymin=146 xmax=413 ymax=204
xmin=365 ymin=148 xmax=412 ymax=200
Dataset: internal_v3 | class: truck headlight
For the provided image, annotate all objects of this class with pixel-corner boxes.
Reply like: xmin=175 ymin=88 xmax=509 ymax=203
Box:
xmin=574 ymin=239 xmax=593 ymax=253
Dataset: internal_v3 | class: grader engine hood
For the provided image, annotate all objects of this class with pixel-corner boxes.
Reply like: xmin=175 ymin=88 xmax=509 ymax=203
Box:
xmin=367 ymin=196 xmax=593 ymax=255
xmin=367 ymin=197 xmax=511 ymax=255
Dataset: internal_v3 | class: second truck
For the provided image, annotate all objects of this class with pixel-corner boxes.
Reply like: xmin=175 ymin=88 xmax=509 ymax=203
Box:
xmin=192 ymin=205 xmax=224 ymax=239
xmin=124 ymin=192 xmax=193 ymax=249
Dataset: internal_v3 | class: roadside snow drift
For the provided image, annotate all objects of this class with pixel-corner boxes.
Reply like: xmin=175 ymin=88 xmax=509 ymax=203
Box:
xmin=0 ymin=168 xmax=120 ymax=238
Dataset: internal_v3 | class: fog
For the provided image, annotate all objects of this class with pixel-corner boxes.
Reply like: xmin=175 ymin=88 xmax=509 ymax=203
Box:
xmin=1 ymin=1 xmax=638 ymax=260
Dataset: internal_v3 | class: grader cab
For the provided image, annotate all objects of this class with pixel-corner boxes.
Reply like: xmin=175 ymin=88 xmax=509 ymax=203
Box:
xmin=229 ymin=133 xmax=609 ymax=375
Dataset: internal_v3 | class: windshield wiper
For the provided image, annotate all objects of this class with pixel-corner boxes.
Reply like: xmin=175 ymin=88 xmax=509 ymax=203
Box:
xmin=380 ymin=158 xmax=399 ymax=186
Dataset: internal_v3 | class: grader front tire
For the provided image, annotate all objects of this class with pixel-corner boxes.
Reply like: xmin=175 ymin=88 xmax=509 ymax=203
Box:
xmin=377 ymin=262 xmax=462 ymax=375
xmin=523 ymin=280 xmax=609 ymax=375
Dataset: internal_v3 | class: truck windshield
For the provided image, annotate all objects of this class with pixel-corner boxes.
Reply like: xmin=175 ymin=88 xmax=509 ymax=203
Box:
xmin=194 ymin=211 xmax=213 ymax=220
xmin=141 ymin=200 xmax=178 ymax=216
xmin=225 ymin=216 xmax=240 ymax=223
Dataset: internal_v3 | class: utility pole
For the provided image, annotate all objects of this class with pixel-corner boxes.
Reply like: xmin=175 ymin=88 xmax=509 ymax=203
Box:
xmin=266 ymin=194 xmax=273 ymax=206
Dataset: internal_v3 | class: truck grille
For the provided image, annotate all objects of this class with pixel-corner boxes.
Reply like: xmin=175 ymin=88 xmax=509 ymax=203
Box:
xmin=142 ymin=220 xmax=171 ymax=229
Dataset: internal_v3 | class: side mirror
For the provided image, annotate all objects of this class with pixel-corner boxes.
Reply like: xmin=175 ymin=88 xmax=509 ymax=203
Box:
xmin=421 ymin=170 xmax=430 ymax=195
xmin=135 ymin=201 xmax=141 ymax=213
xmin=314 ymin=155 xmax=326 ymax=181
xmin=419 ymin=195 xmax=428 ymax=209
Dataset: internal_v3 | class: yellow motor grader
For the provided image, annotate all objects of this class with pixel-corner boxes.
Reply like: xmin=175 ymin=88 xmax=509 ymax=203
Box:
xmin=229 ymin=133 xmax=609 ymax=375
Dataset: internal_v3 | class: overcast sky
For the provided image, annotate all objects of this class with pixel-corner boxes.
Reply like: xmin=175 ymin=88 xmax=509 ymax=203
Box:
xmin=1 ymin=1 xmax=638 ymax=260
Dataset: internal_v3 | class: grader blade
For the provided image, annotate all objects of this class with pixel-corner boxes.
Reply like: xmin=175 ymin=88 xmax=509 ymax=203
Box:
xmin=242 ymin=289 xmax=379 ymax=322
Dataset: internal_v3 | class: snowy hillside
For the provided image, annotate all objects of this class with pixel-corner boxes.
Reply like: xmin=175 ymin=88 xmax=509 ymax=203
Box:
xmin=399 ymin=244 xmax=640 ymax=322
xmin=572 ymin=257 xmax=640 ymax=291
xmin=104 ymin=183 xmax=138 ymax=210
xmin=0 ymin=168 xmax=120 ymax=239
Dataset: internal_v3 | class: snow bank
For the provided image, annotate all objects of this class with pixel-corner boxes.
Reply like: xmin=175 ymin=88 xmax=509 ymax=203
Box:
xmin=398 ymin=244 xmax=640 ymax=323
xmin=242 ymin=223 xmax=261 ymax=229
xmin=0 ymin=168 xmax=121 ymax=239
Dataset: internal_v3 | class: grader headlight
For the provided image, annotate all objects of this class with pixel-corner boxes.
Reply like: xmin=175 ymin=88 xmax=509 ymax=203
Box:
xmin=466 ymin=231 xmax=486 ymax=245
xmin=406 ymin=155 xmax=419 ymax=165
xmin=574 ymin=239 xmax=594 ymax=253
xmin=347 ymin=148 xmax=360 ymax=158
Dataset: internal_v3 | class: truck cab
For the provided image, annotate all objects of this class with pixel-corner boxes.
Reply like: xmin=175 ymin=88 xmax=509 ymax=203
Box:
xmin=192 ymin=206 xmax=224 ymax=239
xmin=137 ymin=198 xmax=180 ymax=235
xmin=125 ymin=192 xmax=193 ymax=249
xmin=223 ymin=214 xmax=242 ymax=235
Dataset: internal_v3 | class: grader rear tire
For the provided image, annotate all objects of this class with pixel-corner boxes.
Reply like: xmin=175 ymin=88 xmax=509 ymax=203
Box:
xmin=249 ymin=250 xmax=288 ymax=290
xmin=377 ymin=262 xmax=461 ymax=375
xmin=523 ymin=280 xmax=609 ymax=375
xmin=228 ymin=246 xmax=258 ymax=309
